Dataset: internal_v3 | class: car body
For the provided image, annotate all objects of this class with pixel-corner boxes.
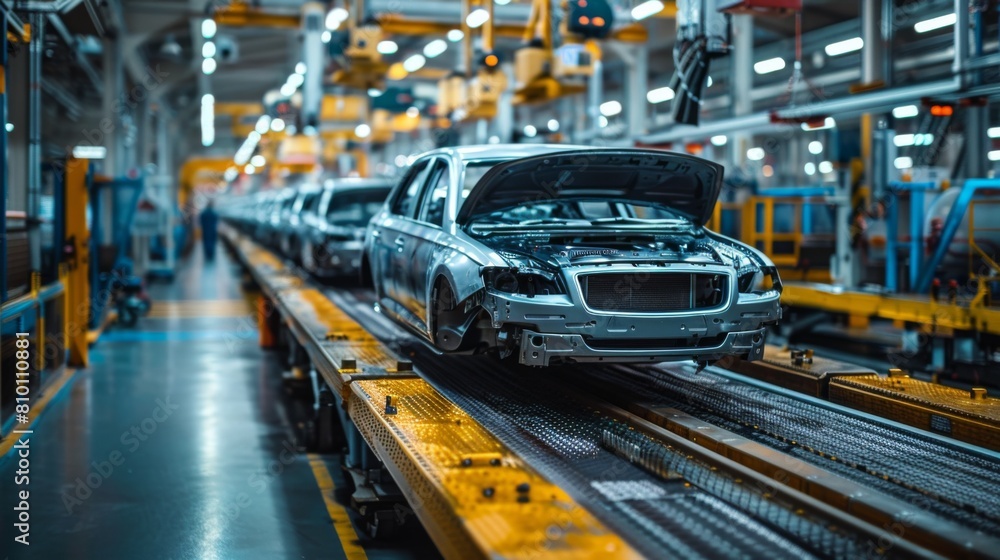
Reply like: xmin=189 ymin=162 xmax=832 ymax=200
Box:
xmin=363 ymin=145 xmax=782 ymax=366
xmin=278 ymin=183 xmax=323 ymax=260
xmin=298 ymin=178 xmax=393 ymax=278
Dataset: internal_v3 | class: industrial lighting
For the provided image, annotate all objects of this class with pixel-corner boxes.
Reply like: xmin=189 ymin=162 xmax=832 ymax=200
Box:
xmin=488 ymin=135 xmax=500 ymax=144
xmin=326 ymin=7 xmax=348 ymax=30
xmin=894 ymin=133 xmax=934 ymax=147
xmin=270 ymin=118 xmax=285 ymax=132
xmin=322 ymin=31 xmax=332 ymax=44
xmin=631 ymin=0 xmax=664 ymax=20
xmin=355 ymin=123 xmax=371 ymax=138
xmin=402 ymin=54 xmax=426 ymax=72
xmin=202 ymin=58 xmax=217 ymax=75
xmin=287 ymin=73 xmax=305 ymax=88
xmin=201 ymin=19 xmax=217 ymax=39
xmin=894 ymin=134 xmax=915 ymax=147
xmin=710 ymin=135 xmax=727 ymax=146
xmin=5 ymin=123 xmax=13 ymax=132
xmin=255 ymin=115 xmax=272 ymax=135
xmin=72 ymin=145 xmax=107 ymax=159
xmin=448 ymin=29 xmax=464 ymax=42
xmin=989 ymin=150 xmax=1000 ymax=161
xmin=747 ymin=147 xmax=765 ymax=161
xmin=802 ymin=117 xmax=836 ymax=131
xmin=808 ymin=141 xmax=823 ymax=155
xmin=201 ymin=94 xmax=215 ymax=147
xmin=894 ymin=156 xmax=913 ymax=169
xmin=406 ymin=106 xmax=419 ymax=118
xmin=824 ymin=37 xmax=863 ymax=57
xmin=394 ymin=155 xmax=407 ymax=167
xmin=523 ymin=125 xmax=537 ymax=137
xmin=244 ymin=163 xmax=256 ymax=175
xmin=368 ymin=88 xmax=383 ymax=97
xmin=646 ymin=86 xmax=675 ymax=104
xmin=989 ymin=127 xmax=1000 ymax=138
xmin=377 ymin=40 xmax=398 ymax=55
xmin=202 ymin=41 xmax=216 ymax=58
xmin=547 ymin=119 xmax=559 ymax=132
xmin=234 ymin=131 xmax=262 ymax=165
xmin=599 ymin=116 xmax=608 ymax=128
xmin=754 ymin=57 xmax=786 ymax=75
xmin=915 ymin=13 xmax=956 ymax=33
xmin=600 ymin=100 xmax=622 ymax=117
xmin=804 ymin=162 xmax=816 ymax=176
xmin=295 ymin=62 xmax=307 ymax=75
xmin=893 ymin=105 xmax=919 ymax=119
xmin=818 ymin=161 xmax=834 ymax=174
xmin=762 ymin=165 xmax=774 ymax=178
xmin=224 ymin=167 xmax=239 ymax=182
xmin=466 ymin=8 xmax=490 ymax=28
xmin=250 ymin=154 xmax=266 ymax=168
xmin=495 ymin=0 xmax=511 ymax=4
xmin=280 ymin=83 xmax=296 ymax=97
xmin=706 ymin=76 xmax=713 ymax=87
xmin=423 ymin=39 xmax=447 ymax=58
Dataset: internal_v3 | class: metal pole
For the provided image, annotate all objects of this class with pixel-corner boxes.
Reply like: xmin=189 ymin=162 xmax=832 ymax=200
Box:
xmin=730 ymin=14 xmax=752 ymax=167
xmin=587 ymin=59 xmax=602 ymax=142
xmin=954 ymin=0 xmax=970 ymax=86
xmin=27 ymin=13 xmax=43 ymax=273
xmin=627 ymin=45 xmax=648 ymax=142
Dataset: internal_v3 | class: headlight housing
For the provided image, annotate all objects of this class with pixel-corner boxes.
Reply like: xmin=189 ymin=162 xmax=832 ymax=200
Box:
xmin=482 ymin=267 xmax=564 ymax=297
xmin=738 ymin=266 xmax=782 ymax=294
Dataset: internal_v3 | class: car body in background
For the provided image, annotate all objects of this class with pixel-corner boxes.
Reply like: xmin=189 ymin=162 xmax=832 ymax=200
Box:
xmin=278 ymin=184 xmax=323 ymax=260
xmin=295 ymin=178 xmax=394 ymax=278
xmin=363 ymin=145 xmax=782 ymax=366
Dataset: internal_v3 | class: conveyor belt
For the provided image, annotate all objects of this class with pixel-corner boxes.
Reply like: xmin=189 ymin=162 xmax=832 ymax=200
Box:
xmin=229 ymin=230 xmax=1000 ymax=558
xmin=581 ymin=363 xmax=1000 ymax=536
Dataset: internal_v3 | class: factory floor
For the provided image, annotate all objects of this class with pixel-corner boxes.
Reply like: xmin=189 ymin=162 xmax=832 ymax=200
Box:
xmin=0 ymin=241 xmax=438 ymax=560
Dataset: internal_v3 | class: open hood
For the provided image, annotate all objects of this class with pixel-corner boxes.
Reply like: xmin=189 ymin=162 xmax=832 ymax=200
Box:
xmin=456 ymin=149 xmax=723 ymax=226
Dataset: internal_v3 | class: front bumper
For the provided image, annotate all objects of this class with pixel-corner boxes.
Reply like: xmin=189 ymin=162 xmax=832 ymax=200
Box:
xmin=518 ymin=327 xmax=767 ymax=366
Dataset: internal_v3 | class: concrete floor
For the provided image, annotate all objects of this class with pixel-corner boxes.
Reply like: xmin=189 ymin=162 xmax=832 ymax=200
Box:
xmin=0 ymin=241 xmax=439 ymax=560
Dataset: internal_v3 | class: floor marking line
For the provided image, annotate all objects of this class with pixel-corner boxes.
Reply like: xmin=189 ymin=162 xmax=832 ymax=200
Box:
xmin=307 ymin=453 xmax=369 ymax=560
xmin=1 ymin=367 xmax=78 ymax=458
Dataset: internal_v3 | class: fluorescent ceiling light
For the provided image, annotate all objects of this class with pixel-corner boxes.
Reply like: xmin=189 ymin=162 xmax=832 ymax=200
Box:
xmin=202 ymin=58 xmax=217 ymax=75
xmin=747 ymin=147 xmax=765 ymax=161
xmin=989 ymin=127 xmax=1000 ymax=138
xmin=280 ymin=83 xmax=296 ymax=97
xmin=804 ymin=162 xmax=816 ymax=176
xmin=355 ymin=123 xmax=371 ymax=138
xmin=599 ymin=115 xmax=608 ymax=128
xmin=423 ymin=39 xmax=447 ymax=58
xmin=710 ymin=135 xmax=727 ymax=146
xmin=466 ymin=8 xmax=490 ymax=28
xmin=989 ymin=150 xmax=1000 ymax=161
xmin=326 ymin=8 xmax=348 ymax=30
xmin=368 ymin=88 xmax=383 ymax=97
xmin=808 ymin=141 xmax=823 ymax=155
xmin=818 ymin=161 xmax=834 ymax=174
xmin=224 ymin=167 xmax=238 ymax=182
xmin=447 ymin=29 xmax=464 ymax=42
xmin=403 ymin=54 xmax=425 ymax=72
xmin=754 ymin=57 xmax=785 ymax=74
xmin=824 ymin=37 xmax=863 ymax=56
xmin=270 ymin=118 xmax=285 ymax=132
xmin=201 ymin=19 xmax=216 ymax=39
xmin=377 ymin=40 xmax=398 ymax=55
xmin=295 ymin=62 xmax=307 ymax=75
xmin=631 ymin=0 xmax=664 ymax=20
xmin=322 ymin=31 xmax=332 ymax=44
xmin=646 ymin=86 xmax=675 ymax=104
xmin=893 ymin=105 xmax=919 ymax=119
xmin=600 ymin=100 xmax=622 ymax=117
xmin=255 ymin=115 xmax=271 ymax=135
xmin=547 ymin=119 xmax=559 ymax=132
xmin=523 ymin=125 xmax=537 ymax=137
xmin=250 ymin=155 xmax=266 ymax=168
xmin=894 ymin=134 xmax=915 ymax=147
xmin=244 ymin=164 xmax=256 ymax=175
xmin=202 ymin=41 xmax=216 ymax=58
xmin=915 ymin=13 xmax=956 ymax=33
xmin=73 ymin=145 xmax=107 ymax=159
xmin=894 ymin=156 xmax=913 ymax=169
xmin=406 ymin=106 xmax=419 ymax=118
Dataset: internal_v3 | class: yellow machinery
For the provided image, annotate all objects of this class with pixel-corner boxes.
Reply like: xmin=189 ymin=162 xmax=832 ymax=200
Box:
xmin=741 ymin=195 xmax=834 ymax=283
xmin=331 ymin=0 xmax=389 ymax=90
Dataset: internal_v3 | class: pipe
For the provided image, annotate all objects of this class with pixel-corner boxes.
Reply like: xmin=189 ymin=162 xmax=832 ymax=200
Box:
xmin=45 ymin=13 xmax=103 ymax=95
xmin=483 ymin=0 xmax=494 ymax=54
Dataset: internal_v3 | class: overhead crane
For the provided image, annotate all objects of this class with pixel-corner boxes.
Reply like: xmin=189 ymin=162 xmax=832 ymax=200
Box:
xmin=221 ymin=224 xmax=1000 ymax=559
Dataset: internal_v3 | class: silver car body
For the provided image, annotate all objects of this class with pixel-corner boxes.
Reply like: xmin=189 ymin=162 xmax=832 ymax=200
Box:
xmin=364 ymin=145 xmax=782 ymax=366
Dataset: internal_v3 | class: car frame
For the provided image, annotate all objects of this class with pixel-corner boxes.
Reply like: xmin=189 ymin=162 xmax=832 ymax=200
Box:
xmin=363 ymin=145 xmax=782 ymax=366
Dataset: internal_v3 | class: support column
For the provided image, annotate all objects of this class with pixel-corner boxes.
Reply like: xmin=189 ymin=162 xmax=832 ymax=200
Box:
xmin=27 ymin=13 xmax=43 ymax=272
xmin=493 ymin=62 xmax=514 ymax=143
xmin=627 ymin=45 xmax=648 ymax=142
xmin=729 ymin=14 xmax=752 ymax=168
xmin=587 ymin=59 xmax=603 ymax=141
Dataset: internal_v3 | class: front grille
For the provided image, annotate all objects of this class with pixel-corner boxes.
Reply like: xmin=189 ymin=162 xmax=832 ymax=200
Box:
xmin=579 ymin=272 xmax=725 ymax=313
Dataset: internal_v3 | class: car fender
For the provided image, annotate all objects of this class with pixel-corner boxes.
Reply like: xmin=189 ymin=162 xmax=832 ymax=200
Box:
xmin=424 ymin=247 xmax=486 ymax=326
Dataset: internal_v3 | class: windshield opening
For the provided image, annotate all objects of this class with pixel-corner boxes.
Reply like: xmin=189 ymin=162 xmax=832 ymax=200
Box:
xmin=327 ymin=188 xmax=391 ymax=227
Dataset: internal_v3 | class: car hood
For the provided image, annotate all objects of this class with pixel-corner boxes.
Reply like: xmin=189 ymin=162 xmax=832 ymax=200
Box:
xmin=456 ymin=149 xmax=723 ymax=226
